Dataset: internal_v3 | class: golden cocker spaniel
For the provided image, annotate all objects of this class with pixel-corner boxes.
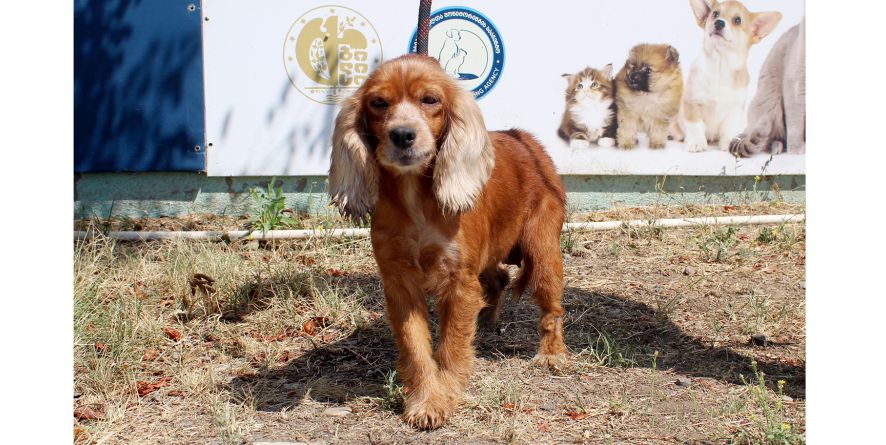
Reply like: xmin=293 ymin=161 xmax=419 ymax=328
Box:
xmin=329 ymin=54 xmax=567 ymax=429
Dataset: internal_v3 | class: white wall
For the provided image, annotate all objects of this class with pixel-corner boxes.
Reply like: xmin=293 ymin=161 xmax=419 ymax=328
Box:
xmin=203 ymin=0 xmax=805 ymax=176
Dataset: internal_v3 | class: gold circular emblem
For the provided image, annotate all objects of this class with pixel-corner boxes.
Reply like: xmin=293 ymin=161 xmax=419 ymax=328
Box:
xmin=283 ymin=5 xmax=383 ymax=104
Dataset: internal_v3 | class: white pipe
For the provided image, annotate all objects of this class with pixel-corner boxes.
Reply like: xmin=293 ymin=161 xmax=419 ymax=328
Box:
xmin=564 ymin=213 xmax=804 ymax=231
xmin=74 ymin=214 xmax=803 ymax=241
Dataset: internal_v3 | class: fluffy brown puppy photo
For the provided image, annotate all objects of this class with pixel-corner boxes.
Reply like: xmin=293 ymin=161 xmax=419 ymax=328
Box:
xmin=329 ymin=54 xmax=567 ymax=430
xmin=614 ymin=43 xmax=683 ymax=149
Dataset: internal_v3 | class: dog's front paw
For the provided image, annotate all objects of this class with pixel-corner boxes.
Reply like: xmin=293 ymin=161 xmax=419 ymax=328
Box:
xmin=617 ymin=137 xmax=637 ymax=149
xmin=532 ymin=352 xmax=567 ymax=369
xmin=569 ymin=138 xmax=590 ymax=150
xmin=402 ymin=390 xmax=453 ymax=430
xmin=684 ymin=136 xmax=708 ymax=153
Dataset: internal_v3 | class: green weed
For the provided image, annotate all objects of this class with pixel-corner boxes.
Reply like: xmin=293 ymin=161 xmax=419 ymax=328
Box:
xmin=249 ymin=177 xmax=302 ymax=233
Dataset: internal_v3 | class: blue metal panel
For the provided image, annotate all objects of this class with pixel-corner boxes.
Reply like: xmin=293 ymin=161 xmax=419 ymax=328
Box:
xmin=75 ymin=0 xmax=205 ymax=172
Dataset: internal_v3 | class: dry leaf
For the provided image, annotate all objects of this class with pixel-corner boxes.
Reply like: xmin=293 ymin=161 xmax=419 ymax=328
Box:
xmin=302 ymin=319 xmax=317 ymax=336
xmin=188 ymin=273 xmax=216 ymax=296
xmin=74 ymin=405 xmax=104 ymax=421
xmin=567 ymin=410 xmax=590 ymax=421
xmin=164 ymin=327 xmax=182 ymax=342
xmin=136 ymin=377 xmax=172 ymax=396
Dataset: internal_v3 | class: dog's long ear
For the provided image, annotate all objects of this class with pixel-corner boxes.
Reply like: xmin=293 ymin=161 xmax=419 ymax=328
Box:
xmin=689 ymin=0 xmax=712 ymax=28
xmin=329 ymin=89 xmax=378 ymax=223
xmin=750 ymin=11 xmax=782 ymax=44
xmin=433 ymin=86 xmax=495 ymax=214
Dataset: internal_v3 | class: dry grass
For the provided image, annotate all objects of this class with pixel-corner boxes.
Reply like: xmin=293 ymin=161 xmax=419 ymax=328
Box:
xmin=73 ymin=205 xmax=805 ymax=444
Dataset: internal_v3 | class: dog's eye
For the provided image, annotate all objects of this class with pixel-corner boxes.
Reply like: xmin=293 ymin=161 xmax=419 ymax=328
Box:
xmin=421 ymin=96 xmax=439 ymax=105
xmin=644 ymin=67 xmax=652 ymax=73
xmin=733 ymin=16 xmax=741 ymax=25
xmin=369 ymin=98 xmax=389 ymax=108
xmin=713 ymin=10 xmax=720 ymax=18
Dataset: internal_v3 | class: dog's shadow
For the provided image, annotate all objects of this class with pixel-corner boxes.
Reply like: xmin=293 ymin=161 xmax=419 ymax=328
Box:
xmin=227 ymin=274 xmax=805 ymax=412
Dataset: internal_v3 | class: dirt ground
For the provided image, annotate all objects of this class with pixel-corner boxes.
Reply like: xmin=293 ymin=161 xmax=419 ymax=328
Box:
xmin=73 ymin=204 xmax=805 ymax=444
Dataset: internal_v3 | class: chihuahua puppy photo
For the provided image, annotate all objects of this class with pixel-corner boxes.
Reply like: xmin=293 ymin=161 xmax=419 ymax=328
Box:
xmin=679 ymin=0 xmax=782 ymax=152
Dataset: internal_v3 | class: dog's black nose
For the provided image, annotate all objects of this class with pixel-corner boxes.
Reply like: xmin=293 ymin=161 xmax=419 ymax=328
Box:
xmin=389 ymin=126 xmax=416 ymax=149
xmin=714 ymin=19 xmax=725 ymax=30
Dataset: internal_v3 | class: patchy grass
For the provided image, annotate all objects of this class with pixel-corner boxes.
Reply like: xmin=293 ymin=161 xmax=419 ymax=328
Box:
xmin=73 ymin=206 xmax=805 ymax=444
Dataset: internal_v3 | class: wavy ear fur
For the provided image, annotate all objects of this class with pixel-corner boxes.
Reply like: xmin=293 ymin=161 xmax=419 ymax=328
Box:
xmin=433 ymin=86 xmax=495 ymax=214
xmin=329 ymin=89 xmax=378 ymax=223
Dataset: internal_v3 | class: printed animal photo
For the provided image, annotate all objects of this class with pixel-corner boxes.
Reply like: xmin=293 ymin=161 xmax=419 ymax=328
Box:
xmin=730 ymin=16 xmax=805 ymax=157
xmin=677 ymin=0 xmax=783 ymax=152
xmin=557 ymin=65 xmax=616 ymax=149
xmin=614 ymin=43 xmax=683 ymax=149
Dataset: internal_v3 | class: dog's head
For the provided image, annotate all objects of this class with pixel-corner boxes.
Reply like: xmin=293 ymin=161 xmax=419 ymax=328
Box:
xmin=622 ymin=44 xmax=681 ymax=93
xmin=329 ymin=55 xmax=495 ymax=221
xmin=690 ymin=0 xmax=782 ymax=51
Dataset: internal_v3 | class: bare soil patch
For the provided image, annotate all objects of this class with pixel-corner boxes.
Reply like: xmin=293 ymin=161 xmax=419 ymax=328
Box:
xmin=74 ymin=206 xmax=805 ymax=444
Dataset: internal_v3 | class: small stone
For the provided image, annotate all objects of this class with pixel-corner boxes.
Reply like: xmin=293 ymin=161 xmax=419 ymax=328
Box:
xmin=675 ymin=377 xmax=692 ymax=387
xmin=799 ymin=281 xmax=806 ymax=290
xmin=751 ymin=334 xmax=768 ymax=347
xmin=540 ymin=401 xmax=557 ymax=411
xmin=244 ymin=239 xmax=260 ymax=250
xmin=322 ymin=406 xmax=352 ymax=417
xmin=781 ymin=394 xmax=794 ymax=403
xmin=682 ymin=266 xmax=696 ymax=276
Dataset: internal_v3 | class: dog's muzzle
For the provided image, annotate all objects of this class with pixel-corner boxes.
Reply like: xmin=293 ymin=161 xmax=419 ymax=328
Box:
xmin=627 ymin=70 xmax=649 ymax=92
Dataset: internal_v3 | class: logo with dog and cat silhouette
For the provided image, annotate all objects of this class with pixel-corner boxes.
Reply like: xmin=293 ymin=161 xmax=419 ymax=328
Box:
xmin=284 ymin=6 xmax=383 ymax=104
xmin=409 ymin=7 xmax=505 ymax=99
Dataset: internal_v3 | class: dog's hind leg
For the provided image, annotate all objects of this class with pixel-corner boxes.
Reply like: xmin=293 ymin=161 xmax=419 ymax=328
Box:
xmin=478 ymin=264 xmax=510 ymax=330
xmin=520 ymin=198 xmax=567 ymax=368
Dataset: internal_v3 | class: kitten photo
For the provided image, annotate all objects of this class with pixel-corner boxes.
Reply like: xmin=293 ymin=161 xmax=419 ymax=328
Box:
xmin=558 ymin=65 xmax=616 ymax=149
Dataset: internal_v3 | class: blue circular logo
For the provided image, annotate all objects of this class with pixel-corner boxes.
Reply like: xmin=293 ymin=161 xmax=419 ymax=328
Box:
xmin=409 ymin=7 xmax=505 ymax=100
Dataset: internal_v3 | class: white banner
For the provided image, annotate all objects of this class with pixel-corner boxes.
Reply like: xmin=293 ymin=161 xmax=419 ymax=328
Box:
xmin=202 ymin=0 xmax=805 ymax=176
